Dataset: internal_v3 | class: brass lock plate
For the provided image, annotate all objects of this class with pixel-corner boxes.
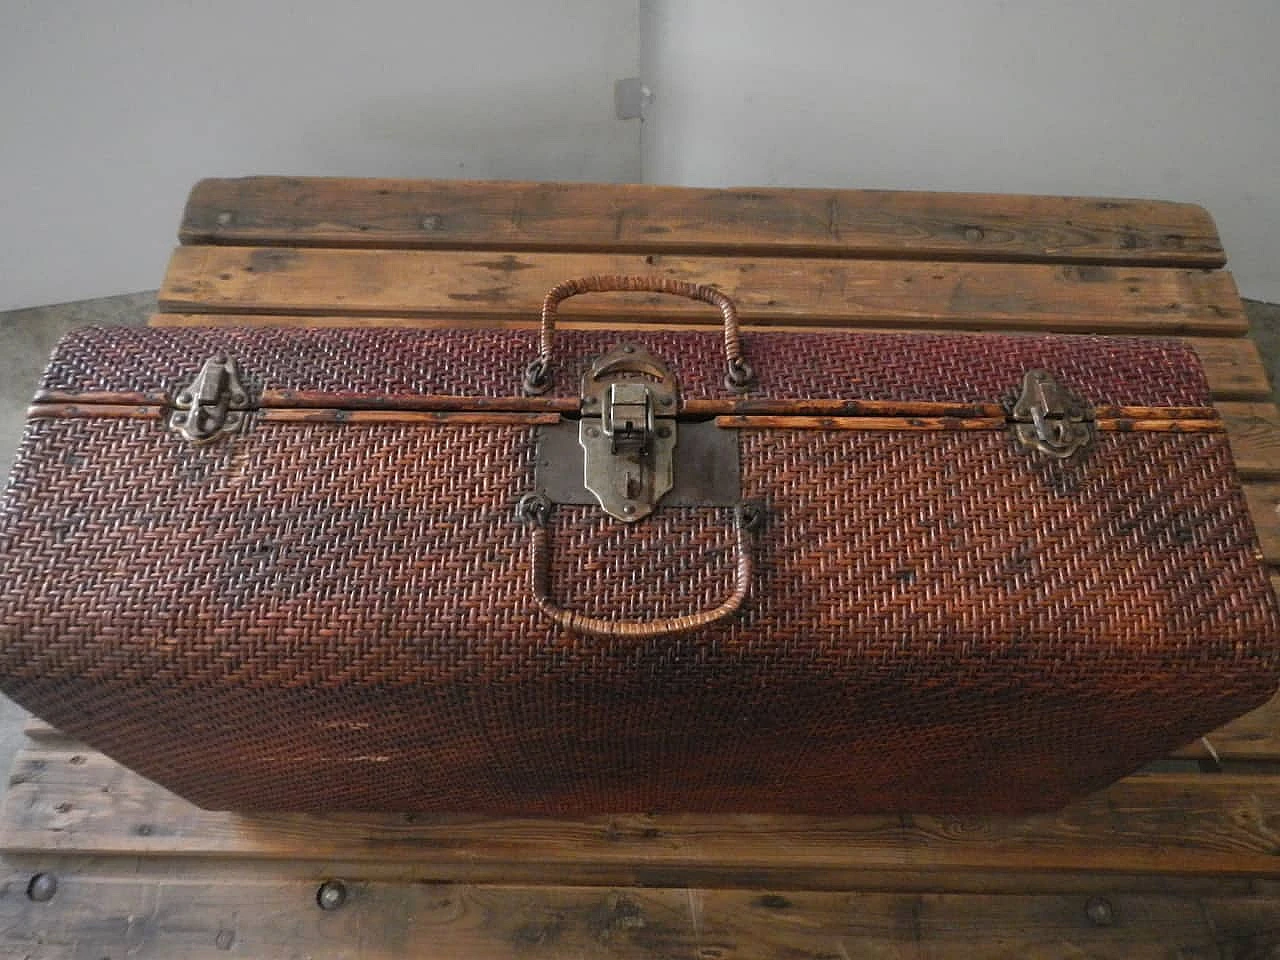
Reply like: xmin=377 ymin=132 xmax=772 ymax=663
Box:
xmin=535 ymin=343 xmax=742 ymax=521
xmin=534 ymin=419 xmax=741 ymax=513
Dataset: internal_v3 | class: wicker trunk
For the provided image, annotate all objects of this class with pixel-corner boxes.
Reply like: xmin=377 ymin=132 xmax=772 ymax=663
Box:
xmin=1 ymin=283 xmax=1277 ymax=814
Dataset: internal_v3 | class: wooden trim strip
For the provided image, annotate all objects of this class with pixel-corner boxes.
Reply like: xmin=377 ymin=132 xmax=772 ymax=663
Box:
xmin=27 ymin=403 xmax=163 ymax=420
xmin=26 ymin=394 xmax=1223 ymax=424
xmin=715 ymin=415 xmax=1223 ymax=433
xmin=260 ymin=409 xmax=559 ymax=426
xmin=25 ymin=404 xmax=557 ymax=428
xmin=684 ymin=398 xmax=1006 ymax=418
xmin=180 ymin=177 xmax=1227 ymax=268
xmin=258 ymin=390 xmax=576 ymax=412
xmin=717 ymin=415 xmax=1007 ymax=431
xmin=32 ymin=390 xmax=168 ymax=405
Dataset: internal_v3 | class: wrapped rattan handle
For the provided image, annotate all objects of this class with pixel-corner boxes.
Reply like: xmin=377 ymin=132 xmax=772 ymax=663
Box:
xmin=517 ymin=494 xmax=761 ymax=638
xmin=522 ymin=275 xmax=754 ymax=395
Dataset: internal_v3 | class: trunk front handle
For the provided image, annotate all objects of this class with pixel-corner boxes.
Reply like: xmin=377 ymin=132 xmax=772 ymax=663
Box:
xmin=522 ymin=275 xmax=754 ymax=395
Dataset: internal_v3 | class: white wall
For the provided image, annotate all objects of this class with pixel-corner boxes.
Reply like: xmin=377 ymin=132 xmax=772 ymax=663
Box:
xmin=641 ymin=0 xmax=1280 ymax=301
xmin=0 ymin=0 xmax=639 ymax=310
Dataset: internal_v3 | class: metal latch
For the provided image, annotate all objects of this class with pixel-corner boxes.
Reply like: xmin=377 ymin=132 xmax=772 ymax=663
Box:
xmin=170 ymin=355 xmax=250 ymax=445
xmin=1011 ymin=369 xmax=1093 ymax=459
xmin=580 ymin=344 xmax=678 ymax=521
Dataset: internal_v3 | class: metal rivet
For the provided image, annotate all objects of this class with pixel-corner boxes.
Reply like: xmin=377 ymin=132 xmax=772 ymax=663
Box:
xmin=215 ymin=211 xmax=233 ymax=226
xmin=421 ymin=215 xmax=442 ymax=231
xmin=1085 ymin=896 xmax=1114 ymax=926
xmin=622 ymin=345 xmax=635 ymax=353
xmin=172 ymin=414 xmax=187 ymax=424
xmin=27 ymin=873 xmax=57 ymax=902
xmin=963 ymin=226 xmax=984 ymax=242
xmin=657 ymin=425 xmax=671 ymax=438
xmin=622 ymin=504 xmax=636 ymax=515
xmin=177 ymin=391 xmax=192 ymax=405
xmin=586 ymin=427 xmax=600 ymax=438
xmin=317 ymin=879 xmax=348 ymax=910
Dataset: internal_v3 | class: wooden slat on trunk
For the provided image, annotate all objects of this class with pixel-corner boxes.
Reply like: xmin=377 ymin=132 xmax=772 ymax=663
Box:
xmin=180 ymin=177 xmax=1227 ymax=268
xmin=159 ymin=246 xmax=1247 ymax=335
xmin=4 ymin=747 xmax=1279 ymax=888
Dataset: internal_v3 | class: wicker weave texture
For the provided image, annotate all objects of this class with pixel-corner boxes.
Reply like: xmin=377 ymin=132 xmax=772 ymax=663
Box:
xmin=1 ymin=413 xmax=1274 ymax=814
xmin=41 ymin=326 xmax=1211 ymax=407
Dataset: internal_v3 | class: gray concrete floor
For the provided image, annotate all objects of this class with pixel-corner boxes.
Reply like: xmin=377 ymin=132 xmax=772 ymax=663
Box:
xmin=0 ymin=293 xmax=1278 ymax=788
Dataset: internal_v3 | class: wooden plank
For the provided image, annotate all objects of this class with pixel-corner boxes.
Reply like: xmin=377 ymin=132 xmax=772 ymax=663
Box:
xmin=180 ymin=177 xmax=1228 ymax=268
xmin=1225 ymin=404 xmax=1280 ymax=478
xmin=1188 ymin=336 xmax=1274 ymax=401
xmin=2 ymin=864 xmax=1272 ymax=960
xmin=1177 ymin=692 xmax=1280 ymax=763
xmin=4 ymin=746 xmax=1280 ymax=888
xmin=1245 ymin=482 xmax=1280 ymax=566
xmin=159 ymin=246 xmax=1247 ymax=336
xmin=1219 ymin=402 xmax=1280 ymax=478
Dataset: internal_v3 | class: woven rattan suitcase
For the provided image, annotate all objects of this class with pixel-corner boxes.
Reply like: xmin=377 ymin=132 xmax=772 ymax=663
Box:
xmin=2 ymin=276 xmax=1277 ymax=814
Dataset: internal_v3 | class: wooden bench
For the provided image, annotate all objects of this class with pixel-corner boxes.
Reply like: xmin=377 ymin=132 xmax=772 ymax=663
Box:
xmin=2 ymin=177 xmax=1278 ymax=957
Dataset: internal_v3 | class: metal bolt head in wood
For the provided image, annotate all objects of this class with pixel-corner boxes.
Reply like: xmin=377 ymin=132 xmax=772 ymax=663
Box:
xmin=316 ymin=879 xmax=348 ymax=910
xmin=1085 ymin=896 xmax=1115 ymax=926
xmin=26 ymin=873 xmax=56 ymax=902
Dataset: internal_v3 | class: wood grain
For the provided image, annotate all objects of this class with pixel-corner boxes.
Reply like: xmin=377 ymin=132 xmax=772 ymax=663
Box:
xmin=1219 ymin=402 xmax=1280 ymax=478
xmin=1245 ymin=482 xmax=1280 ymax=567
xmin=1175 ymin=693 xmax=1280 ymax=763
xmin=180 ymin=177 xmax=1228 ymax=268
xmin=4 ymin=746 xmax=1280 ymax=889
xmin=1187 ymin=336 xmax=1274 ymax=401
xmin=159 ymin=246 xmax=1248 ymax=335
xmin=0 ymin=865 xmax=1274 ymax=960
xmin=713 ymin=415 xmax=1223 ymax=433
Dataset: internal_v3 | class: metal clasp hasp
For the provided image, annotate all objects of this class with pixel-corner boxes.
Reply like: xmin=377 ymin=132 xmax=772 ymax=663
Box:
xmin=170 ymin=355 xmax=250 ymax=445
xmin=579 ymin=344 xmax=678 ymax=522
xmin=1010 ymin=369 xmax=1093 ymax=459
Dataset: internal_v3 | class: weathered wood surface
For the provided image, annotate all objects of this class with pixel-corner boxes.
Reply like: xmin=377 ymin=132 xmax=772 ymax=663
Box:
xmin=4 ymin=745 xmax=1280 ymax=890
xmin=1 ymin=865 xmax=1276 ymax=960
xmin=159 ymin=246 xmax=1247 ymax=335
xmin=1245 ymin=482 xmax=1280 ymax=568
xmin=181 ymin=177 xmax=1227 ymax=268
xmin=1221 ymin=402 xmax=1280 ymax=477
